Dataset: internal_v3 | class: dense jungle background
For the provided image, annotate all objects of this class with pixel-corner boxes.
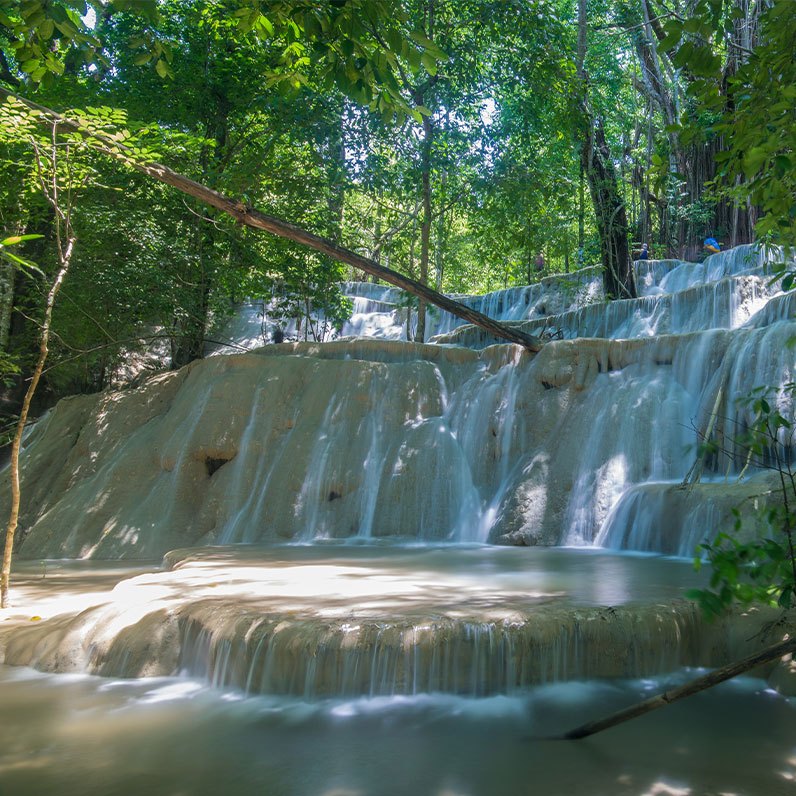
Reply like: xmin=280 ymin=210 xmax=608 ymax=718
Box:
xmin=0 ymin=0 xmax=792 ymax=419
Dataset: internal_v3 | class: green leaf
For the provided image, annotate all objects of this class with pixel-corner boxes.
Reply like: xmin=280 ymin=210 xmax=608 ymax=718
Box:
xmin=405 ymin=47 xmax=421 ymax=72
xmin=111 ymin=0 xmax=159 ymax=23
xmin=54 ymin=17 xmax=78 ymax=37
xmin=386 ymin=29 xmax=403 ymax=54
xmin=408 ymin=30 xmax=434 ymax=49
xmin=63 ymin=0 xmax=88 ymax=13
xmin=0 ymin=250 xmax=45 ymax=278
xmin=0 ymin=234 xmax=44 ymax=246
xmin=256 ymin=15 xmax=274 ymax=36
xmin=420 ymin=51 xmax=437 ymax=75
xmin=743 ymin=147 xmax=768 ymax=179
xmin=38 ymin=18 xmax=54 ymax=38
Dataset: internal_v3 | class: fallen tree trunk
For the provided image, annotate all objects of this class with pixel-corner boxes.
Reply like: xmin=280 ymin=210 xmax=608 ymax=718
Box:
xmin=558 ymin=635 xmax=796 ymax=741
xmin=0 ymin=89 xmax=544 ymax=352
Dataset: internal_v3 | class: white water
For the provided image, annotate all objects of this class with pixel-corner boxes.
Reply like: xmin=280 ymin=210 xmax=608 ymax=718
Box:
xmin=2 ymin=244 xmax=796 ymax=795
xmin=8 ymin=245 xmax=795 ymax=560
xmin=201 ymin=247 xmax=794 ymax=550
xmin=207 ymin=246 xmax=785 ymax=350
xmin=0 ymin=552 xmax=793 ymax=796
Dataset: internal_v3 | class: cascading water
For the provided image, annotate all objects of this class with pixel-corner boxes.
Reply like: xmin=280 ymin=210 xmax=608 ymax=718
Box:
xmin=3 ymin=243 xmax=793 ymax=578
xmin=4 ymin=243 xmax=794 ymax=573
xmin=1 ymin=243 xmax=795 ymax=795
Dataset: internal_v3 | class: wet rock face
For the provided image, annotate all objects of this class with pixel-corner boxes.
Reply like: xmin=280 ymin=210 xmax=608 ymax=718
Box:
xmin=2 ymin=324 xmax=793 ymax=558
xmin=1 ymin=245 xmax=794 ymax=558
xmin=6 ymin=345 xmax=487 ymax=556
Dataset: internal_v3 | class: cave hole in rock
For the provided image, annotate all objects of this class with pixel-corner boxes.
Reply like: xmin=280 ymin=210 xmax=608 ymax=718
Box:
xmin=204 ymin=454 xmax=236 ymax=477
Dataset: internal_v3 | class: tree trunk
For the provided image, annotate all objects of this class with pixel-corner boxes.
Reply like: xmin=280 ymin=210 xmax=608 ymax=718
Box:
xmin=371 ymin=194 xmax=383 ymax=266
xmin=413 ymin=0 xmax=437 ymax=344
xmin=434 ymin=167 xmax=447 ymax=291
xmin=525 ymin=216 xmax=533 ymax=284
xmin=416 ymin=113 xmax=433 ymax=342
xmin=578 ymin=163 xmax=585 ymax=263
xmin=557 ymin=635 xmax=796 ymax=741
xmin=0 ymin=258 xmax=14 ymax=352
xmin=576 ymin=0 xmax=636 ymax=299
xmin=581 ymin=119 xmax=637 ymax=299
xmin=170 ymin=281 xmax=211 ymax=368
xmin=326 ymin=101 xmax=346 ymax=241
xmin=407 ymin=218 xmax=418 ymax=341
xmin=1 ymin=235 xmax=74 ymax=607
xmin=170 ymin=216 xmax=214 ymax=368
xmin=0 ymin=90 xmax=545 ymax=352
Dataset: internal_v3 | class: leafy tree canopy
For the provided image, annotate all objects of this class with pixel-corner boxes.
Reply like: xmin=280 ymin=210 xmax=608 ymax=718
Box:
xmin=662 ymin=0 xmax=796 ymax=252
xmin=1 ymin=0 xmax=446 ymax=122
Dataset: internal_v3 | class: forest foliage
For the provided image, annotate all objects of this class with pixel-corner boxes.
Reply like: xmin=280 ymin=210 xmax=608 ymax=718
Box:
xmin=688 ymin=383 xmax=796 ymax=615
xmin=0 ymin=0 xmax=792 ymax=406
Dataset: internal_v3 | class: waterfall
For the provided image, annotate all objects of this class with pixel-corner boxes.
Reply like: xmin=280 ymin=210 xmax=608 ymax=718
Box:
xmin=2 ymin=245 xmax=796 ymax=796
xmin=3 ymin=547 xmax=780 ymax=695
xmin=3 ymin=244 xmax=794 ymax=559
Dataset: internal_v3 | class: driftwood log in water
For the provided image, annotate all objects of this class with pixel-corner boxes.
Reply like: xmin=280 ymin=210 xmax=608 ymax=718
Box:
xmin=557 ymin=635 xmax=796 ymax=740
xmin=0 ymin=89 xmax=544 ymax=352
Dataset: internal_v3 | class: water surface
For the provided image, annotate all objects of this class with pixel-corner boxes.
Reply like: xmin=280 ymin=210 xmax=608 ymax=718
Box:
xmin=0 ymin=665 xmax=792 ymax=796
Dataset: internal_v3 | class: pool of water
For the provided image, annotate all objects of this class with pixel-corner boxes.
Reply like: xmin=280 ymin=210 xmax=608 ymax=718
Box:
xmin=6 ymin=544 xmax=709 ymax=626
xmin=0 ymin=665 xmax=793 ymax=796
xmin=161 ymin=542 xmax=709 ymax=611
xmin=1 ymin=545 xmax=791 ymax=795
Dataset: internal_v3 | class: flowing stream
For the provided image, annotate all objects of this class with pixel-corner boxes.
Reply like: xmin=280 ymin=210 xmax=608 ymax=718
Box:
xmin=1 ymin=244 xmax=795 ymax=794
xmin=1 ymin=553 xmax=795 ymax=795
xmin=1 ymin=665 xmax=795 ymax=796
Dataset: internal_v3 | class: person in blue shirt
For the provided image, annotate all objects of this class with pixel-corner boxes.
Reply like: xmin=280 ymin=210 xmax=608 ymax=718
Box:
xmin=639 ymin=243 xmax=649 ymax=260
xmin=704 ymin=237 xmax=721 ymax=253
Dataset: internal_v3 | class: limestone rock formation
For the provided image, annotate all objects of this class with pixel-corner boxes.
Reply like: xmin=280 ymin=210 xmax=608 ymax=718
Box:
xmin=0 ymin=245 xmax=793 ymax=559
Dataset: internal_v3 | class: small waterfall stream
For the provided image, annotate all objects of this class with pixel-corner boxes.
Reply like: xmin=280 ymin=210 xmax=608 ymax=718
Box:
xmin=0 ymin=244 xmax=794 ymax=795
